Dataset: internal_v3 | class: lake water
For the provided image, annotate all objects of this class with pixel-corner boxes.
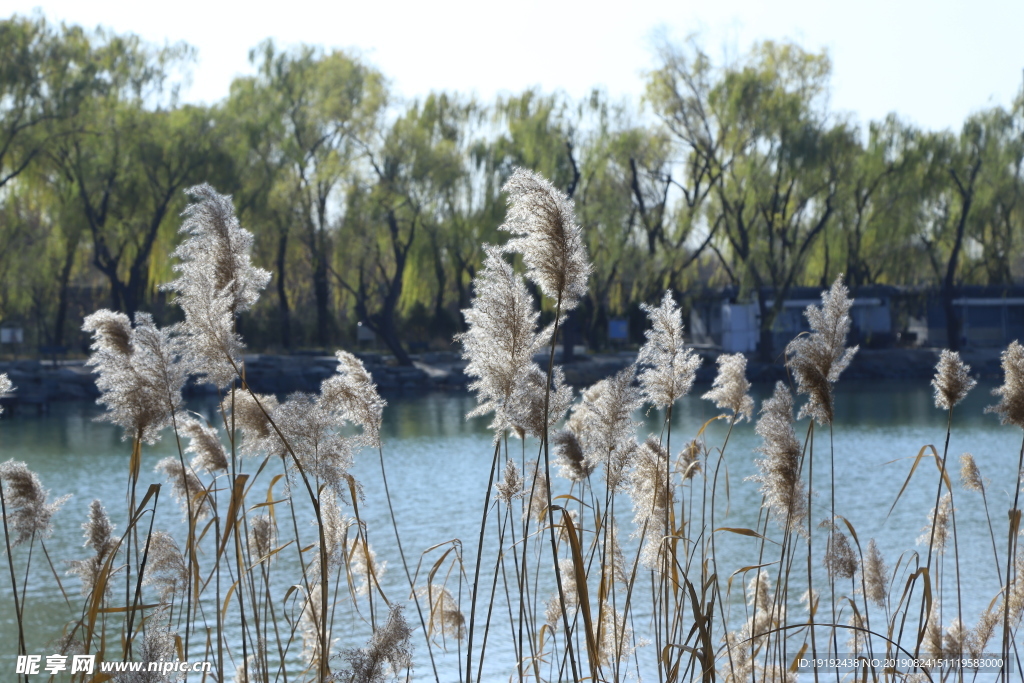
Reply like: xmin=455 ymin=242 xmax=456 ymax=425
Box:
xmin=0 ymin=380 xmax=1020 ymax=681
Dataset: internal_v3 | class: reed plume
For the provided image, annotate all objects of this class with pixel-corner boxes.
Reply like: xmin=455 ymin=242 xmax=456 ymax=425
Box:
xmin=248 ymin=514 xmax=277 ymax=564
xmin=785 ymin=274 xmax=859 ymax=425
xmin=750 ymin=382 xmax=807 ymax=533
xmin=862 ymin=539 xmax=889 ymax=608
xmin=960 ymin=453 xmax=985 ymax=493
xmin=702 ymin=352 xmax=754 ymax=421
xmin=597 ymin=601 xmax=633 ymax=666
xmin=499 ymin=168 xmax=590 ymax=310
xmin=300 ymin=584 xmax=327 ymax=663
xmin=917 ymin=493 xmax=953 ymax=554
xmin=231 ymin=391 xmax=281 ymax=457
xmin=115 ymin=626 xmax=178 ymax=683
xmin=545 ymin=559 xmax=580 ymax=627
xmin=339 ymin=604 xmax=413 ymax=682
xmin=0 ymin=460 xmax=69 ymax=546
xmin=272 ymin=391 xmax=357 ymax=496
xmin=677 ymin=439 xmax=703 ymax=481
xmin=507 ymin=365 xmax=573 ymax=439
xmin=82 ymin=311 xmax=186 ymax=444
xmin=637 ymin=291 xmax=701 ymax=409
xmin=552 ymin=423 xmax=594 ymax=482
xmin=571 ymin=366 xmax=642 ymax=492
xmin=348 ymin=536 xmax=385 ymax=596
xmin=457 ymin=245 xmax=552 ymax=433
xmin=630 ymin=436 xmax=673 ymax=568
xmin=823 ymin=525 xmax=858 ymax=580
xmin=419 ymin=584 xmax=465 ymax=641
xmin=932 ymin=350 xmax=976 ymax=410
xmin=317 ymin=488 xmax=352 ymax=574
xmin=986 ymin=340 xmax=1024 ymax=428
xmin=180 ymin=417 xmax=229 ymax=474
xmin=494 ymin=459 xmax=524 ymax=504
xmin=155 ymin=457 xmax=210 ymax=520
xmin=524 ymin=460 xmax=548 ymax=524
xmin=320 ymin=351 xmax=386 ymax=448
xmin=142 ymin=531 xmax=188 ymax=603
xmin=0 ymin=373 xmax=11 ymax=413
xmin=164 ymin=184 xmax=271 ymax=387
xmin=66 ymin=500 xmax=117 ymax=597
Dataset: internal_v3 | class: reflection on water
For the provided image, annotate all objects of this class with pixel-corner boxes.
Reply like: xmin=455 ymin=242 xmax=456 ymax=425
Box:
xmin=0 ymin=380 xmax=1019 ymax=680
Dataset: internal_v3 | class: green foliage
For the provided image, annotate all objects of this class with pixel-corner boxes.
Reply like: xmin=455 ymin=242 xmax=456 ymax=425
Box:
xmin=2 ymin=18 xmax=1024 ymax=356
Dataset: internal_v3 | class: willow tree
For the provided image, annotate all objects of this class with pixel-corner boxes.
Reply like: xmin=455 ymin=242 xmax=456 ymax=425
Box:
xmin=650 ymin=40 xmax=854 ymax=359
xmin=336 ymin=94 xmax=466 ymax=365
xmin=246 ymin=41 xmax=386 ymax=348
xmin=49 ymin=32 xmax=227 ymax=317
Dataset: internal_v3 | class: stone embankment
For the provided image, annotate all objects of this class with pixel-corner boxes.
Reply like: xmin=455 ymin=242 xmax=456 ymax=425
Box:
xmin=0 ymin=346 xmax=1008 ymax=413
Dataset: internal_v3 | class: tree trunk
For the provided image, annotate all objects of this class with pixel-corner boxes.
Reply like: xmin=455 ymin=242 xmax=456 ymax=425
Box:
xmin=756 ymin=290 xmax=776 ymax=363
xmin=53 ymin=231 xmax=80 ymax=347
xmin=276 ymin=232 xmax=292 ymax=350
xmin=313 ymin=250 xmax=330 ymax=349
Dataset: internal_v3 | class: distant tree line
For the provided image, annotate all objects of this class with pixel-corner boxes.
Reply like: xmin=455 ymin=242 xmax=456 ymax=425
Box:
xmin=2 ymin=15 xmax=1023 ymax=362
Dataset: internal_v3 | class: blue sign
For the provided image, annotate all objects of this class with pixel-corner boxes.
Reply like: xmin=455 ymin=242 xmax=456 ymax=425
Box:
xmin=608 ymin=319 xmax=628 ymax=341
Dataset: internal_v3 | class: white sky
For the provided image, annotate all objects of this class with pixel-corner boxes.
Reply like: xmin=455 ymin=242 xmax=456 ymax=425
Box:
xmin=8 ymin=0 xmax=1024 ymax=133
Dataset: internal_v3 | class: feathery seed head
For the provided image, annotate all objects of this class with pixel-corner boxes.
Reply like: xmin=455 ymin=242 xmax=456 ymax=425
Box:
xmin=631 ymin=436 xmax=674 ymax=569
xmin=457 ymin=245 xmax=552 ymax=432
xmin=784 ymin=274 xmax=859 ymax=425
xmin=677 ymin=439 xmax=703 ymax=481
xmin=142 ymin=531 xmax=188 ymax=603
xmin=932 ymin=350 xmax=977 ymax=410
xmin=924 ymin=604 xmax=945 ymax=660
xmin=421 ymin=583 xmax=466 ymax=637
xmin=320 ymin=351 xmax=386 ymax=448
xmin=83 ymin=499 xmax=115 ymax=559
xmin=0 ymin=460 xmax=69 ymax=546
xmin=117 ymin=626 xmax=178 ymax=682
xmin=553 ymin=426 xmax=594 ymax=482
xmin=524 ymin=461 xmax=549 ymax=524
xmin=315 ymin=488 xmax=353 ymax=575
xmin=248 ymin=514 xmax=276 ymax=563
xmin=495 ymin=459 xmax=524 ymax=504
xmin=419 ymin=584 xmax=465 ymax=642
xmin=572 ymin=365 xmax=642 ymax=492
xmin=164 ymin=184 xmax=271 ymax=388
xmin=863 ymin=539 xmax=889 ymax=608
xmin=0 ymin=373 xmax=11 ymax=416
xmin=917 ymin=493 xmax=953 ymax=553
xmin=66 ymin=500 xmax=116 ymax=596
xmin=83 ymin=311 xmax=186 ymax=444
xmin=824 ymin=528 xmax=858 ymax=580
xmin=180 ymin=417 xmax=228 ymax=473
xmin=959 ymin=453 xmax=985 ymax=493
xmin=231 ymin=391 xmax=280 ymax=456
xmin=598 ymin=602 xmax=634 ymax=666
xmin=507 ymin=365 xmax=574 ymax=440
xmin=155 ymin=457 xmax=210 ymax=520
xmin=348 ymin=536 xmax=385 ymax=596
xmin=986 ymin=340 xmax=1024 ymax=428
xmin=272 ymin=392 xmax=357 ymax=495
xmin=339 ymin=604 xmax=413 ymax=682
xmin=702 ymin=352 xmax=754 ymax=421
xmin=638 ymin=291 xmax=701 ymax=408
xmin=750 ymin=382 xmax=807 ymax=535
xmin=299 ymin=584 xmax=327 ymax=664
xmin=499 ymin=168 xmax=590 ymax=310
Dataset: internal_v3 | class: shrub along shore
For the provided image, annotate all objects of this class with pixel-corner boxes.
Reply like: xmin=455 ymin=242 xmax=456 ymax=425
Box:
xmin=0 ymin=346 xmax=1006 ymax=412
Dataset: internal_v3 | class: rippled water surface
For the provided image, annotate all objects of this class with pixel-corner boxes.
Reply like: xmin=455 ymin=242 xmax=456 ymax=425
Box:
xmin=0 ymin=380 xmax=1019 ymax=680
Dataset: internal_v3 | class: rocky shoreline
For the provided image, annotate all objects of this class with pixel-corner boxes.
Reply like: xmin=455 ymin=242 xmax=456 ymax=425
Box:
xmin=0 ymin=346 xmax=1007 ymax=414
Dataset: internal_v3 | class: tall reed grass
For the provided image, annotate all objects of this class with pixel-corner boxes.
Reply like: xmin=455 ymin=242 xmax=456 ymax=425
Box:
xmin=1 ymin=172 xmax=1023 ymax=682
